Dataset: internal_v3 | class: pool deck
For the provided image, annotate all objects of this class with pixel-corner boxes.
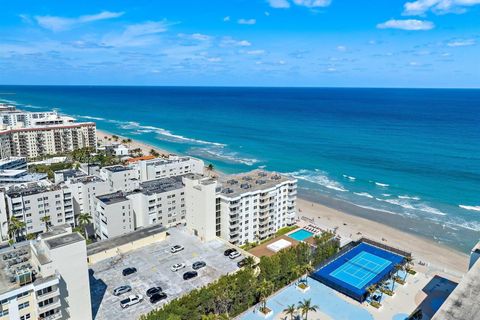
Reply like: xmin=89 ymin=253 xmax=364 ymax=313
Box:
xmin=248 ymin=235 xmax=300 ymax=257
xmin=239 ymin=267 xmax=456 ymax=320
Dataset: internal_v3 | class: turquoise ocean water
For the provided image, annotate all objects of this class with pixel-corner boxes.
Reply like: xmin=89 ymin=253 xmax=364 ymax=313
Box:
xmin=0 ymin=86 xmax=478 ymax=252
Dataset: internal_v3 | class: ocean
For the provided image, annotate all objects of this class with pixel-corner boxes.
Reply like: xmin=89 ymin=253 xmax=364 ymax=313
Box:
xmin=1 ymin=86 xmax=479 ymax=252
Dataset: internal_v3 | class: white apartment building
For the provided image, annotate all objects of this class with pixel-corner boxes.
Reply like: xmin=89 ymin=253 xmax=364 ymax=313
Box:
xmin=0 ymin=106 xmax=77 ymax=129
xmin=94 ymin=192 xmax=134 ymax=240
xmin=128 ymin=176 xmax=186 ymax=229
xmin=183 ymin=174 xmax=219 ymax=242
xmin=0 ymin=225 xmax=91 ymax=320
xmin=216 ymin=171 xmax=297 ymax=245
xmin=99 ymin=165 xmax=139 ymax=192
xmin=1 ymin=183 xmax=75 ymax=241
xmin=131 ymin=156 xmax=204 ymax=182
xmin=0 ymin=123 xmax=96 ymax=159
xmin=93 ymin=177 xmax=187 ymax=240
xmin=64 ymin=175 xmax=111 ymax=217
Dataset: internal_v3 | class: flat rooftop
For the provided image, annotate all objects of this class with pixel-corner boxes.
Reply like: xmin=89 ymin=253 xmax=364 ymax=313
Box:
xmin=69 ymin=175 xmax=104 ymax=184
xmin=97 ymin=191 xmax=129 ymax=205
xmin=6 ymin=182 xmax=65 ymax=197
xmin=45 ymin=233 xmax=85 ymax=250
xmin=134 ymin=176 xmax=184 ymax=195
xmin=432 ymin=258 xmax=480 ymax=320
xmin=218 ymin=170 xmax=295 ymax=198
xmin=103 ymin=165 xmax=131 ymax=173
xmin=87 ymin=224 xmax=167 ymax=256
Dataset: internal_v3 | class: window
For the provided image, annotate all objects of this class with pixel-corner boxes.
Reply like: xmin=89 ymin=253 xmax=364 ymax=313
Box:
xmin=38 ymin=298 xmax=53 ymax=308
xmin=20 ymin=314 xmax=31 ymax=320
xmin=18 ymin=301 xmax=30 ymax=310
xmin=37 ymin=286 xmax=53 ymax=296
xmin=0 ymin=309 xmax=8 ymax=316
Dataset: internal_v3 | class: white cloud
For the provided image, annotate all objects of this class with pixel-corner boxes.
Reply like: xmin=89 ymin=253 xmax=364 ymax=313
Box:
xmin=403 ymin=0 xmax=480 ymax=16
xmin=238 ymin=19 xmax=256 ymax=25
xmin=377 ymin=19 xmax=434 ymax=30
xmin=223 ymin=16 xmax=231 ymax=22
xmin=221 ymin=37 xmax=252 ymax=47
xmin=35 ymin=11 xmax=124 ymax=32
xmin=267 ymin=0 xmax=291 ymax=8
xmin=446 ymin=38 xmax=476 ymax=47
xmin=246 ymin=50 xmax=266 ymax=55
xmin=191 ymin=33 xmax=210 ymax=41
xmin=292 ymin=0 xmax=331 ymax=7
xmin=104 ymin=20 xmax=172 ymax=47
xmin=336 ymin=45 xmax=347 ymax=52
xmin=207 ymin=57 xmax=222 ymax=62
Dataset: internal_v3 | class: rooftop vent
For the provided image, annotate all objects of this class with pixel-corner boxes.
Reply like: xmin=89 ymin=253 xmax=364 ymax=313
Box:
xmin=256 ymin=179 xmax=266 ymax=185
xmin=223 ymin=188 xmax=234 ymax=194
xmin=271 ymin=174 xmax=281 ymax=180
xmin=258 ymin=172 xmax=267 ymax=177
xmin=227 ymin=179 xmax=238 ymax=185
xmin=240 ymin=183 xmax=251 ymax=189
xmin=242 ymin=176 xmax=252 ymax=181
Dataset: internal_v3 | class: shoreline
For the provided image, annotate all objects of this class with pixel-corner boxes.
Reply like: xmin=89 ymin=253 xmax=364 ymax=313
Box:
xmin=95 ymin=127 xmax=469 ymax=276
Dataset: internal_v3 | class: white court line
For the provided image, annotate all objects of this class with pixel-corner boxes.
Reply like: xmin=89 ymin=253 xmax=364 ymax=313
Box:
xmin=330 ymin=251 xmax=391 ymax=288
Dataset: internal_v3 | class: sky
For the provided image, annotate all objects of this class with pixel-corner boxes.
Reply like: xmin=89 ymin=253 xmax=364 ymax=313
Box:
xmin=0 ymin=0 xmax=479 ymax=87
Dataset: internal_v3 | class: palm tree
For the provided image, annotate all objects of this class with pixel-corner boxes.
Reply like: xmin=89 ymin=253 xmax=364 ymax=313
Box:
xmin=390 ymin=264 xmax=403 ymax=291
xmin=258 ymin=280 xmax=273 ymax=313
xmin=207 ymin=163 xmax=214 ymax=175
xmin=243 ymin=256 xmax=256 ymax=269
xmin=149 ymin=149 xmax=159 ymax=157
xmin=404 ymin=256 xmax=413 ymax=281
xmin=366 ymin=284 xmax=377 ymax=302
xmin=40 ymin=215 xmax=51 ymax=232
xmin=8 ymin=216 xmax=26 ymax=243
xmin=78 ymin=213 xmax=92 ymax=239
xmin=297 ymin=298 xmax=318 ymax=320
xmin=112 ymin=135 xmax=119 ymax=142
xmin=283 ymin=304 xmax=297 ymax=320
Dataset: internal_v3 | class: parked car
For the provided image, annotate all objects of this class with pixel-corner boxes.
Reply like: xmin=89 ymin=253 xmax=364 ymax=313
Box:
xmin=171 ymin=263 xmax=186 ymax=272
xmin=150 ymin=292 xmax=167 ymax=304
xmin=146 ymin=287 xmax=162 ymax=297
xmin=113 ymin=285 xmax=132 ymax=296
xmin=122 ymin=267 xmax=137 ymax=276
xmin=170 ymin=245 xmax=184 ymax=253
xmin=224 ymin=248 xmax=237 ymax=256
xmin=229 ymin=251 xmax=241 ymax=259
xmin=237 ymin=258 xmax=248 ymax=268
xmin=183 ymin=271 xmax=198 ymax=280
xmin=192 ymin=261 xmax=206 ymax=270
xmin=120 ymin=294 xmax=143 ymax=308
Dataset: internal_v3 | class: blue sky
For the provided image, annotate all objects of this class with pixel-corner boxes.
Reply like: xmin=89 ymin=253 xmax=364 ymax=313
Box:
xmin=0 ymin=0 xmax=479 ymax=87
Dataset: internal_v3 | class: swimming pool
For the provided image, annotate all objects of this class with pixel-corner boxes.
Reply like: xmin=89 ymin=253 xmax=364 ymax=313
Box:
xmin=288 ymin=229 xmax=314 ymax=241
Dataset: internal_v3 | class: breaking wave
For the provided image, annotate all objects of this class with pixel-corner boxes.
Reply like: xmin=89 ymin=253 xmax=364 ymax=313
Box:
xmin=287 ymin=169 xmax=348 ymax=192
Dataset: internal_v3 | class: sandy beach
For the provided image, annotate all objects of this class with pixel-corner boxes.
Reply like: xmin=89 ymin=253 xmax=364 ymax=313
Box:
xmin=96 ymin=129 xmax=171 ymax=158
xmin=95 ymin=127 xmax=469 ymax=277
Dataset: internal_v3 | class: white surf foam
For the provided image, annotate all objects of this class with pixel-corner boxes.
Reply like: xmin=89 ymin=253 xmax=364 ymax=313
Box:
xmin=398 ymin=195 xmax=421 ymax=200
xmin=342 ymin=174 xmax=356 ymax=181
xmin=287 ymin=169 xmax=348 ymax=192
xmin=459 ymin=205 xmax=480 ymax=212
xmin=354 ymin=192 xmax=374 ymax=198
xmin=375 ymin=182 xmax=389 ymax=187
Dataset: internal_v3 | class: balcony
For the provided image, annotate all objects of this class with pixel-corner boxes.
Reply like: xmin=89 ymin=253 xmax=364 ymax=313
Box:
xmin=37 ymin=287 xmax=60 ymax=302
xmin=40 ymin=310 xmax=62 ymax=320
xmin=38 ymin=299 xmax=61 ymax=314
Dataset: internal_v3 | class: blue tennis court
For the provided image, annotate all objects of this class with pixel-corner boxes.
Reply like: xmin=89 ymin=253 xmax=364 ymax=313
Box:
xmin=311 ymin=242 xmax=405 ymax=302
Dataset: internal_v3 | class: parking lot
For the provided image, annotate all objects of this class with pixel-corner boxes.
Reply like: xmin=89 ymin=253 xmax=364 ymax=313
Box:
xmin=89 ymin=227 xmax=241 ymax=320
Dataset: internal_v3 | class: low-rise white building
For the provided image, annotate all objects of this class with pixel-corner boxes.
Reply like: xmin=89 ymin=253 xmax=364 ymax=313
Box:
xmin=1 ymin=183 xmax=75 ymax=240
xmin=99 ymin=165 xmax=139 ymax=192
xmin=94 ymin=192 xmax=134 ymax=240
xmin=0 ymin=224 xmax=91 ymax=320
xmin=132 ymin=156 xmax=204 ymax=182
xmin=65 ymin=175 xmax=111 ymax=218
xmin=128 ymin=176 xmax=186 ymax=229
